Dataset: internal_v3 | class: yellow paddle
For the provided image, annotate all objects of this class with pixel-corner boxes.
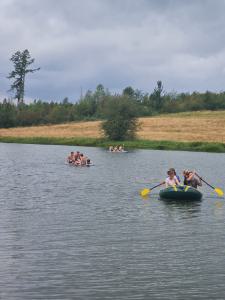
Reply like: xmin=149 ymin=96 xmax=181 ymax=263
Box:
xmin=196 ymin=173 xmax=224 ymax=197
xmin=140 ymin=182 xmax=165 ymax=197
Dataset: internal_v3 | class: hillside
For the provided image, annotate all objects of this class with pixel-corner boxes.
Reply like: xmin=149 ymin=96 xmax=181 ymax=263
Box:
xmin=0 ymin=110 xmax=225 ymax=144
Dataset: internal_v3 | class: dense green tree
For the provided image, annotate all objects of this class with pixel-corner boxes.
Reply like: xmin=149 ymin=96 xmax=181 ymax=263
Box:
xmin=101 ymin=96 xmax=139 ymax=140
xmin=95 ymin=84 xmax=105 ymax=97
xmin=8 ymin=49 xmax=40 ymax=104
xmin=0 ymin=99 xmax=16 ymax=127
xmin=122 ymin=87 xmax=146 ymax=103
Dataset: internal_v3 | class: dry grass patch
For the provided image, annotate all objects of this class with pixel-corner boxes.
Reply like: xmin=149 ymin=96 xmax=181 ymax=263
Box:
xmin=0 ymin=121 xmax=102 ymax=138
xmin=138 ymin=115 xmax=225 ymax=143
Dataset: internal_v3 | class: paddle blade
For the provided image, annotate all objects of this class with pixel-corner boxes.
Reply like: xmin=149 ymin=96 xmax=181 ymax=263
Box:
xmin=214 ymin=188 xmax=224 ymax=197
xmin=140 ymin=188 xmax=150 ymax=197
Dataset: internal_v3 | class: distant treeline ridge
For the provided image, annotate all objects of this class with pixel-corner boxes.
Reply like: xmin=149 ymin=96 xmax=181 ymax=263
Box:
xmin=1 ymin=82 xmax=225 ymax=128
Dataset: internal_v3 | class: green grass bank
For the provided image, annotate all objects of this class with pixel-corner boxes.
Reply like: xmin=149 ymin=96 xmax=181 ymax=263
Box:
xmin=0 ymin=136 xmax=225 ymax=153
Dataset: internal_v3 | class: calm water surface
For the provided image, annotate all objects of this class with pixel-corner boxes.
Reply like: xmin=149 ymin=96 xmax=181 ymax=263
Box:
xmin=0 ymin=143 xmax=225 ymax=300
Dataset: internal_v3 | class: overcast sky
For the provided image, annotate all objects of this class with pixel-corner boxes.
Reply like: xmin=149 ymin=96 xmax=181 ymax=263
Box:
xmin=1 ymin=0 xmax=225 ymax=101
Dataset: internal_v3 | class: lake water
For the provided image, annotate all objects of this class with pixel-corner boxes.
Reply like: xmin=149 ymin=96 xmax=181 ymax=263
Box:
xmin=0 ymin=143 xmax=225 ymax=300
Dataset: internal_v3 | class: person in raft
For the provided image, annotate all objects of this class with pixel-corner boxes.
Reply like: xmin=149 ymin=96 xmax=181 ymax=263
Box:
xmin=165 ymin=169 xmax=180 ymax=187
xmin=169 ymin=168 xmax=181 ymax=182
xmin=183 ymin=170 xmax=202 ymax=189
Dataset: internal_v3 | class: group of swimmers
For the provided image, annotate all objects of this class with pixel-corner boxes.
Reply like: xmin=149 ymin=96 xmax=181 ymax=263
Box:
xmin=67 ymin=151 xmax=91 ymax=166
xmin=108 ymin=145 xmax=126 ymax=152
xmin=165 ymin=168 xmax=202 ymax=189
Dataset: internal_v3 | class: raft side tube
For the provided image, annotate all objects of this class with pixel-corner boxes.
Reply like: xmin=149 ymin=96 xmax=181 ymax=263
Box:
xmin=159 ymin=185 xmax=202 ymax=201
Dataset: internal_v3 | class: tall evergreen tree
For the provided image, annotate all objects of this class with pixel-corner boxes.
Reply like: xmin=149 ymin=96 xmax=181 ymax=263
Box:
xmin=150 ymin=80 xmax=164 ymax=111
xmin=8 ymin=49 xmax=40 ymax=104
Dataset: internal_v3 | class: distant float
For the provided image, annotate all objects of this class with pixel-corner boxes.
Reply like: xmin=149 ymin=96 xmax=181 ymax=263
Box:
xmin=108 ymin=145 xmax=128 ymax=153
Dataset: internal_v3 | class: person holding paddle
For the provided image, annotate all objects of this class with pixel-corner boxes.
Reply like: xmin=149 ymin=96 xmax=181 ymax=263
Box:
xmin=165 ymin=169 xmax=180 ymax=187
xmin=140 ymin=168 xmax=179 ymax=196
xmin=168 ymin=168 xmax=180 ymax=182
xmin=183 ymin=170 xmax=202 ymax=189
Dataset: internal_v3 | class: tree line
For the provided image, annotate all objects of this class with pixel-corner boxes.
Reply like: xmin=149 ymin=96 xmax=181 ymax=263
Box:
xmin=1 ymin=83 xmax=225 ymax=128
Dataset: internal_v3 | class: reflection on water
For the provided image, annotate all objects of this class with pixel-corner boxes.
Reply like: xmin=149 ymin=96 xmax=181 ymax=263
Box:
xmin=161 ymin=200 xmax=202 ymax=220
xmin=0 ymin=143 xmax=225 ymax=300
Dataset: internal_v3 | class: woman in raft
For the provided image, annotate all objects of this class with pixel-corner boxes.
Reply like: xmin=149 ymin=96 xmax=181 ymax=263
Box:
xmin=165 ymin=169 xmax=180 ymax=187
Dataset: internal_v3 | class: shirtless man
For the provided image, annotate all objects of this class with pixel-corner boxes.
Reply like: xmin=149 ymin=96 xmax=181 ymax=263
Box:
xmin=80 ymin=153 xmax=87 ymax=166
xmin=74 ymin=151 xmax=80 ymax=160
xmin=67 ymin=152 xmax=75 ymax=163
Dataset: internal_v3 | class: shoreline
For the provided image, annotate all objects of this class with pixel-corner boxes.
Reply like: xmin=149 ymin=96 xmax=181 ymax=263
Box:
xmin=0 ymin=136 xmax=225 ymax=153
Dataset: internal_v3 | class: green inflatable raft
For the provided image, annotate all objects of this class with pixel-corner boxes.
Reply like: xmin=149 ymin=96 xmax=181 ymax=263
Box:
xmin=159 ymin=185 xmax=202 ymax=201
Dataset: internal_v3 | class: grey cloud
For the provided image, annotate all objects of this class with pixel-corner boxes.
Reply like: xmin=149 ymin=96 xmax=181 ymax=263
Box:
xmin=1 ymin=0 xmax=225 ymax=101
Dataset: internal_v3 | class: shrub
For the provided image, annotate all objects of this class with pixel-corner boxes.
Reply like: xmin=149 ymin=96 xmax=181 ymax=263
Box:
xmin=101 ymin=96 xmax=139 ymax=140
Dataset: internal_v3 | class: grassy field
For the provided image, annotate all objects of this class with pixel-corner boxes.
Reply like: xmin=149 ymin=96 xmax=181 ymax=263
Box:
xmin=0 ymin=110 xmax=225 ymax=152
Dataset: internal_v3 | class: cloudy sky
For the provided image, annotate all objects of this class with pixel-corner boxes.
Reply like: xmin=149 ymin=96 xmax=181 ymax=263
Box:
xmin=1 ymin=0 xmax=225 ymax=101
